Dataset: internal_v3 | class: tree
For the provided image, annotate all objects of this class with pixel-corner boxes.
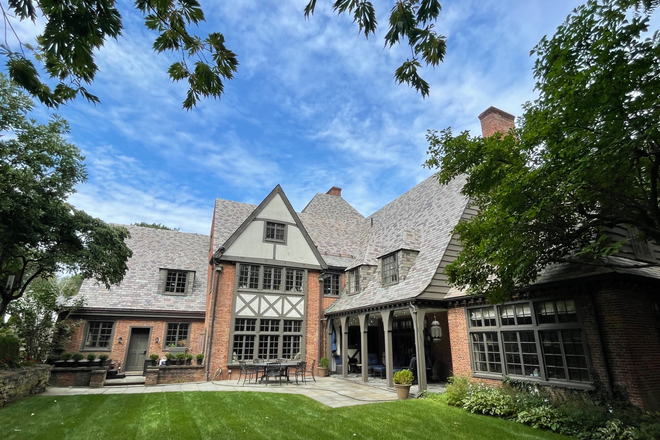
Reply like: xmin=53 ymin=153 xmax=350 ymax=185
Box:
xmin=1 ymin=1 xmax=445 ymax=110
xmin=131 ymin=222 xmax=180 ymax=231
xmin=424 ymin=0 xmax=660 ymax=303
xmin=6 ymin=276 xmax=83 ymax=362
xmin=0 ymin=74 xmax=132 ymax=319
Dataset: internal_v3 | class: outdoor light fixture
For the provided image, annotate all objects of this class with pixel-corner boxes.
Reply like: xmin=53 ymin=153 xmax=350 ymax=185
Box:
xmin=155 ymin=337 xmax=160 ymax=344
xmin=118 ymin=337 xmax=123 ymax=343
xmin=431 ymin=316 xmax=442 ymax=341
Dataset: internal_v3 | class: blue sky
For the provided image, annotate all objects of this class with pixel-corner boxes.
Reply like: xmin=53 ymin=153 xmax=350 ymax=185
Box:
xmin=11 ymin=0 xmax=584 ymax=235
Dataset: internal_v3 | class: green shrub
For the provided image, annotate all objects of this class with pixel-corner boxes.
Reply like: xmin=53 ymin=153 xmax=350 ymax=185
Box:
xmin=185 ymin=353 xmax=193 ymax=361
xmin=60 ymin=352 xmax=72 ymax=360
xmin=461 ymin=384 xmax=515 ymax=417
xmin=149 ymin=353 xmax=159 ymax=361
xmin=196 ymin=353 xmax=204 ymax=361
xmin=86 ymin=353 xmax=96 ymax=361
xmin=516 ymin=405 xmax=563 ymax=432
xmin=98 ymin=354 xmax=109 ymax=361
xmin=393 ymin=369 xmax=414 ymax=385
xmin=319 ymin=357 xmax=329 ymax=368
xmin=445 ymin=376 xmax=471 ymax=406
xmin=0 ymin=335 xmax=20 ymax=362
xmin=165 ymin=352 xmax=174 ymax=360
xmin=71 ymin=352 xmax=84 ymax=361
xmin=591 ymin=419 xmax=638 ymax=440
xmin=175 ymin=352 xmax=185 ymax=360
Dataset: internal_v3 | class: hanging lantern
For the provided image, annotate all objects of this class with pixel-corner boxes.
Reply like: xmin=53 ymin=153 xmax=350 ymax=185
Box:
xmin=431 ymin=315 xmax=442 ymax=340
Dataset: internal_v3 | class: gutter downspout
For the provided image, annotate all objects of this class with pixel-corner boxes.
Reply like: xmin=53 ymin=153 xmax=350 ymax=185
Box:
xmin=318 ymin=273 xmax=324 ymax=362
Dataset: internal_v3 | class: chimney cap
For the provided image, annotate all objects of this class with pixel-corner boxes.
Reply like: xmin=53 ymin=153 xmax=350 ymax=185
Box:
xmin=326 ymin=187 xmax=342 ymax=197
xmin=478 ymin=106 xmax=515 ymax=122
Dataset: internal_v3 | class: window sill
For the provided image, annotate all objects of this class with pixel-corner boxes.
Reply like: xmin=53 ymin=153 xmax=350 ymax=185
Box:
xmin=80 ymin=348 xmax=112 ymax=352
xmin=472 ymin=372 xmax=594 ymax=390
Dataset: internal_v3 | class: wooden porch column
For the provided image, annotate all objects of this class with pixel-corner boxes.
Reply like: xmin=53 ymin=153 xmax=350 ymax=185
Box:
xmin=326 ymin=318 xmax=333 ymax=371
xmin=358 ymin=313 xmax=369 ymax=382
xmin=341 ymin=315 xmax=350 ymax=378
xmin=381 ymin=310 xmax=394 ymax=387
xmin=410 ymin=305 xmax=427 ymax=393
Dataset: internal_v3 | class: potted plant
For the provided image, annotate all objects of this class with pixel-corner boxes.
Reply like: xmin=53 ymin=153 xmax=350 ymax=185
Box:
xmin=318 ymin=357 xmax=329 ymax=377
xmin=196 ymin=353 xmax=204 ymax=365
xmin=185 ymin=353 xmax=193 ymax=365
xmin=165 ymin=352 xmax=174 ymax=366
xmin=393 ymin=369 xmax=414 ymax=399
xmin=86 ymin=353 xmax=99 ymax=367
xmin=176 ymin=352 xmax=186 ymax=365
xmin=71 ymin=352 xmax=84 ymax=367
xmin=98 ymin=353 xmax=109 ymax=367
xmin=149 ymin=353 xmax=160 ymax=366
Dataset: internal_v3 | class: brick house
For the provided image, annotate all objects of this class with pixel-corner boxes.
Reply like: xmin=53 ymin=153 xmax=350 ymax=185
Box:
xmin=65 ymin=107 xmax=660 ymax=411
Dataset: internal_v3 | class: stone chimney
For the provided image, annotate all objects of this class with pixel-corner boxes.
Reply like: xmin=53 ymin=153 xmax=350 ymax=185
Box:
xmin=326 ymin=187 xmax=342 ymax=197
xmin=478 ymin=106 xmax=515 ymax=138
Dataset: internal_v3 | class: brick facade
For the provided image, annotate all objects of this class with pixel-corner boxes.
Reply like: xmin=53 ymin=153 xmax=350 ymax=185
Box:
xmin=206 ymin=262 xmax=236 ymax=380
xmin=65 ymin=318 xmax=205 ymax=370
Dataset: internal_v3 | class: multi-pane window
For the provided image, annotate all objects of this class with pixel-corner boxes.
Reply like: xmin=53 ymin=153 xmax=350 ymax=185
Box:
xmin=285 ymin=269 xmax=304 ymax=292
xmin=471 ymin=332 xmax=502 ymax=373
xmin=84 ymin=322 xmax=114 ymax=349
xmin=233 ymin=335 xmax=255 ymax=360
xmin=265 ymin=222 xmax=286 ymax=242
xmin=234 ymin=318 xmax=256 ymax=332
xmin=238 ymin=264 xmax=260 ymax=289
xmin=165 ymin=270 xmax=187 ymax=293
xmin=470 ymin=307 xmax=497 ymax=327
xmin=468 ymin=298 xmax=590 ymax=384
xmin=348 ymin=268 xmax=360 ymax=293
xmin=258 ymin=335 xmax=280 ymax=359
xmin=165 ymin=323 xmax=189 ymax=348
xmin=382 ymin=253 xmax=398 ymax=285
xmin=263 ymin=267 xmax=283 ymax=290
xmin=323 ymin=274 xmax=340 ymax=296
xmin=231 ymin=318 xmax=304 ymax=361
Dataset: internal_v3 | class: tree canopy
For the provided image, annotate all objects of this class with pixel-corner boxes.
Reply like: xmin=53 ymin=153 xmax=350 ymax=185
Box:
xmin=132 ymin=222 xmax=180 ymax=231
xmin=424 ymin=0 xmax=660 ymax=303
xmin=0 ymin=74 xmax=132 ymax=319
xmin=1 ymin=0 xmax=445 ymax=110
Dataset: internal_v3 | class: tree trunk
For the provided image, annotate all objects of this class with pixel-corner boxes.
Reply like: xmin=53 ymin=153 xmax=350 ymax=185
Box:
xmin=0 ymin=300 xmax=8 ymax=322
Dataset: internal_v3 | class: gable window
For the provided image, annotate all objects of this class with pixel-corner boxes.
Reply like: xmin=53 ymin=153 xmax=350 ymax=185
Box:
xmin=238 ymin=264 xmax=260 ymax=289
xmin=323 ymin=274 xmax=340 ymax=296
xmin=165 ymin=270 xmax=187 ymax=294
xmin=166 ymin=323 xmax=189 ymax=348
xmin=265 ymin=221 xmax=286 ymax=243
xmin=84 ymin=321 xmax=114 ymax=349
xmin=467 ymin=298 xmax=590 ymax=385
xmin=382 ymin=253 xmax=398 ymax=285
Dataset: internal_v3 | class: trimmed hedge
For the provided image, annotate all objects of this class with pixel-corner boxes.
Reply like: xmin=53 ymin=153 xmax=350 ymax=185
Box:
xmin=0 ymin=335 xmax=20 ymax=362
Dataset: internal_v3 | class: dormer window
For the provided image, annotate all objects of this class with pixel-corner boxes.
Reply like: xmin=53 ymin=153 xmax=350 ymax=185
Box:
xmin=265 ymin=221 xmax=286 ymax=243
xmin=348 ymin=268 xmax=360 ymax=294
xmin=382 ymin=253 xmax=398 ymax=285
xmin=159 ymin=269 xmax=194 ymax=295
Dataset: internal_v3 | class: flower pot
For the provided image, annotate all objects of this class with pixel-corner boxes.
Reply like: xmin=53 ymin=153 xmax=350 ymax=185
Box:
xmin=98 ymin=359 xmax=106 ymax=367
xmin=317 ymin=367 xmax=327 ymax=378
xmin=54 ymin=360 xmax=65 ymax=368
xmin=186 ymin=360 xmax=192 ymax=366
xmin=196 ymin=359 xmax=203 ymax=365
xmin=166 ymin=360 xmax=171 ymax=366
xmin=394 ymin=384 xmax=411 ymax=399
xmin=151 ymin=360 xmax=158 ymax=366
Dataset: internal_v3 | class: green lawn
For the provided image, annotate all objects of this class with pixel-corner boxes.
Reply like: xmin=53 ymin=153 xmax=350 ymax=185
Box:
xmin=1 ymin=392 xmax=569 ymax=440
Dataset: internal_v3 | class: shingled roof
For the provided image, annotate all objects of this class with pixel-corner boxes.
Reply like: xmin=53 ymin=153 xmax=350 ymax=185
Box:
xmin=76 ymin=225 xmax=210 ymax=313
xmin=326 ymin=175 xmax=470 ymax=314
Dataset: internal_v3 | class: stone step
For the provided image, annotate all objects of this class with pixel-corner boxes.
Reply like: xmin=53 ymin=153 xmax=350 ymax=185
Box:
xmin=104 ymin=376 xmax=146 ymax=386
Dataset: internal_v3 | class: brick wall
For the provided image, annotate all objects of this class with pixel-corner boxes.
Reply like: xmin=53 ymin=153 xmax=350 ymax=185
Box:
xmin=65 ymin=318 xmax=205 ymax=370
xmin=49 ymin=367 xmax=93 ymax=387
xmin=305 ymin=270 xmax=322 ymax=366
xmin=1 ymin=365 xmax=51 ymax=407
xmin=206 ymin=262 xmax=236 ymax=380
xmin=146 ymin=365 xmax=205 ymax=385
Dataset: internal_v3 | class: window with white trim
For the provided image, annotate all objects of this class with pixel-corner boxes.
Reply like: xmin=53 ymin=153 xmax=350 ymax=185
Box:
xmin=467 ymin=298 xmax=591 ymax=384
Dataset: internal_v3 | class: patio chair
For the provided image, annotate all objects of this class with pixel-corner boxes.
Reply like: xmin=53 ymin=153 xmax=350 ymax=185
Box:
xmin=237 ymin=361 xmax=258 ymax=385
xmin=253 ymin=358 xmax=266 ymax=381
xmin=394 ymin=357 xmax=417 ymax=383
xmin=305 ymin=359 xmax=316 ymax=382
xmin=367 ymin=353 xmax=384 ymax=376
xmin=264 ymin=360 xmax=284 ymax=385
xmin=293 ymin=361 xmax=307 ymax=385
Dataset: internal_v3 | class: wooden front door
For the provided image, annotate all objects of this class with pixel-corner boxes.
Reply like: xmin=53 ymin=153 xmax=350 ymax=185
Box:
xmin=126 ymin=328 xmax=150 ymax=371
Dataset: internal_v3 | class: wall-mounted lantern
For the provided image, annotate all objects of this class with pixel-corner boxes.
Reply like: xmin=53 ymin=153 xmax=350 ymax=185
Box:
xmin=430 ymin=316 xmax=442 ymax=341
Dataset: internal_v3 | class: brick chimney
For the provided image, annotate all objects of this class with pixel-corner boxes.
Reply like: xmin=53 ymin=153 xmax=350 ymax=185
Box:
xmin=478 ymin=106 xmax=515 ymax=138
xmin=326 ymin=187 xmax=342 ymax=197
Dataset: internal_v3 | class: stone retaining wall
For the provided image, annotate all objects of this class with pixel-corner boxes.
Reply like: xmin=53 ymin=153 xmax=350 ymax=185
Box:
xmin=145 ymin=365 xmax=205 ymax=385
xmin=1 ymin=365 xmax=51 ymax=408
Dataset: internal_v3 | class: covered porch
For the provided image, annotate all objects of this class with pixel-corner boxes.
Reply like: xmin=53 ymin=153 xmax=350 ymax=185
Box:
xmin=324 ymin=300 xmax=452 ymax=392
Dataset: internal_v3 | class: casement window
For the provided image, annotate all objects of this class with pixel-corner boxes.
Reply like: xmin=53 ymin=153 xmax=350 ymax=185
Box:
xmin=237 ymin=263 xmax=306 ymax=293
xmin=348 ymin=268 xmax=360 ymax=294
xmin=231 ymin=318 xmax=303 ymax=361
xmin=264 ymin=221 xmax=286 ymax=243
xmin=467 ymin=298 xmax=591 ymax=385
xmin=84 ymin=321 xmax=114 ymax=349
xmin=382 ymin=253 xmax=398 ymax=285
xmin=165 ymin=323 xmax=190 ymax=348
xmin=159 ymin=269 xmax=194 ymax=296
xmin=323 ymin=273 xmax=340 ymax=296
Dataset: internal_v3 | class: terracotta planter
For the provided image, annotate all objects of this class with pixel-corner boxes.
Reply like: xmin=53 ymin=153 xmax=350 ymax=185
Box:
xmin=395 ymin=384 xmax=411 ymax=399
xmin=317 ymin=367 xmax=327 ymax=377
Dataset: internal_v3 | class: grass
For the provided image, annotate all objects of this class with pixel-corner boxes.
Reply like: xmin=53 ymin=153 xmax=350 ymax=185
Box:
xmin=1 ymin=392 xmax=570 ymax=440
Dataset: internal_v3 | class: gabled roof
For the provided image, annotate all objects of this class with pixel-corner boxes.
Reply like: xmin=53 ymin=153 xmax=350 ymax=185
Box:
xmin=212 ymin=199 xmax=257 ymax=252
xmin=76 ymin=225 xmax=210 ymax=313
xmin=326 ymin=175 xmax=470 ymax=314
